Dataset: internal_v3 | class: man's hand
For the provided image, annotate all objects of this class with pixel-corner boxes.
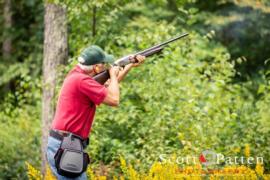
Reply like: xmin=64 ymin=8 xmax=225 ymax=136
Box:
xmin=103 ymin=66 xmax=120 ymax=106
xmin=114 ymin=55 xmax=145 ymax=83
xmin=109 ymin=66 xmax=120 ymax=78
xmin=129 ymin=55 xmax=145 ymax=67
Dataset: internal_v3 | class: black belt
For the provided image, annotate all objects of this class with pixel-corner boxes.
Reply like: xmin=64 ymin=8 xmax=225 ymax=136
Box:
xmin=49 ymin=129 xmax=89 ymax=149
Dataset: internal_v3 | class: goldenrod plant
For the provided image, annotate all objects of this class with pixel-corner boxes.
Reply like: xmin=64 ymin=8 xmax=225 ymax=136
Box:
xmin=26 ymin=157 xmax=270 ymax=180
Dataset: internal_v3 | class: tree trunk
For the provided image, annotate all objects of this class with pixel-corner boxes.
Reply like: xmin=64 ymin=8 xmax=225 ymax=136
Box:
xmin=3 ymin=0 xmax=12 ymax=60
xmin=41 ymin=2 xmax=68 ymax=175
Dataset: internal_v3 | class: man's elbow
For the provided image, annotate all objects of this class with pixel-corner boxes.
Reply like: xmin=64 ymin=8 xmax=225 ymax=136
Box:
xmin=103 ymin=98 xmax=119 ymax=107
xmin=103 ymin=94 xmax=120 ymax=107
xmin=111 ymin=99 xmax=119 ymax=107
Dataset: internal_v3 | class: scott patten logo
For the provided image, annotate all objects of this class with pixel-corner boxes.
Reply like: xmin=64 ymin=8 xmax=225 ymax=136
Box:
xmin=199 ymin=150 xmax=217 ymax=166
xmin=159 ymin=149 xmax=264 ymax=166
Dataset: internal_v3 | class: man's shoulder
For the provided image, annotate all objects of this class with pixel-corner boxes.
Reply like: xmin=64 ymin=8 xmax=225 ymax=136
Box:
xmin=65 ymin=65 xmax=102 ymax=87
xmin=62 ymin=69 xmax=86 ymax=89
xmin=66 ymin=66 xmax=88 ymax=80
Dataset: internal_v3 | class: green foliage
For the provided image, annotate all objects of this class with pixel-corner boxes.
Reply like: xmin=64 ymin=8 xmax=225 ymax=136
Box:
xmin=0 ymin=73 xmax=41 ymax=179
xmin=191 ymin=0 xmax=270 ymax=77
xmin=0 ymin=0 xmax=270 ymax=178
xmin=87 ymin=17 xmax=270 ymax=172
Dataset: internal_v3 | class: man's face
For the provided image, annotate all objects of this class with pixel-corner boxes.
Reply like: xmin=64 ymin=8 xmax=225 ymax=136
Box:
xmin=94 ymin=63 xmax=109 ymax=74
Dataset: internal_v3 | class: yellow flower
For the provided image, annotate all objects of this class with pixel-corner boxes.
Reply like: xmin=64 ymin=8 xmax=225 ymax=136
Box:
xmin=97 ymin=176 xmax=107 ymax=180
xmin=87 ymin=166 xmax=97 ymax=180
xmin=25 ymin=162 xmax=42 ymax=180
xmin=244 ymin=144 xmax=250 ymax=157
xmin=127 ymin=164 xmax=139 ymax=180
xmin=255 ymin=163 xmax=264 ymax=176
xmin=149 ymin=162 xmax=162 ymax=175
xmin=44 ymin=166 xmax=56 ymax=180
xmin=119 ymin=155 xmax=128 ymax=176
xmin=263 ymin=174 xmax=270 ymax=180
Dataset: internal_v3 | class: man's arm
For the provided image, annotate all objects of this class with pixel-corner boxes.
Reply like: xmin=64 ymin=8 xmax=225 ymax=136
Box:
xmin=102 ymin=55 xmax=145 ymax=106
xmin=102 ymin=67 xmax=120 ymax=106
xmin=104 ymin=55 xmax=145 ymax=85
xmin=117 ymin=64 xmax=133 ymax=82
xmin=117 ymin=55 xmax=145 ymax=82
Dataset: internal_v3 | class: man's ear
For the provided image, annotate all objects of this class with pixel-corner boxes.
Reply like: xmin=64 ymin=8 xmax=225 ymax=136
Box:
xmin=93 ymin=65 xmax=99 ymax=74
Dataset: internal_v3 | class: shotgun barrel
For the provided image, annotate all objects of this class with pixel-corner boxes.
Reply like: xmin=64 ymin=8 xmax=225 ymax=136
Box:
xmin=93 ymin=33 xmax=189 ymax=84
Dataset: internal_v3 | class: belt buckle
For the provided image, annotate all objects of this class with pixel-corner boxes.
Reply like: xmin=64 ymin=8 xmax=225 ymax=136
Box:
xmin=54 ymin=130 xmax=70 ymax=137
xmin=60 ymin=131 xmax=69 ymax=137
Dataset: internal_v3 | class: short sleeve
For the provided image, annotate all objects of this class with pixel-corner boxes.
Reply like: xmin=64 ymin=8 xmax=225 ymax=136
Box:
xmin=79 ymin=77 xmax=108 ymax=105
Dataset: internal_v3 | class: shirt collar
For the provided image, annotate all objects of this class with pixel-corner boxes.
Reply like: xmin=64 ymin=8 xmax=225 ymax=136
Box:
xmin=75 ymin=64 xmax=87 ymax=74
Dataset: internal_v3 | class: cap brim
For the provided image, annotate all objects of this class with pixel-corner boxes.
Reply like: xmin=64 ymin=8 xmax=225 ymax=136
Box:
xmin=103 ymin=53 xmax=114 ymax=64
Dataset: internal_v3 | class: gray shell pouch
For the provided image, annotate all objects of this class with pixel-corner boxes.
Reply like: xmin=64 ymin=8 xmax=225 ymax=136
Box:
xmin=54 ymin=134 xmax=90 ymax=178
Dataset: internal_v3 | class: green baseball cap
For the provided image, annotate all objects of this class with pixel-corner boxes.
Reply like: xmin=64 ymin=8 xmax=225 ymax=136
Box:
xmin=78 ymin=45 xmax=114 ymax=65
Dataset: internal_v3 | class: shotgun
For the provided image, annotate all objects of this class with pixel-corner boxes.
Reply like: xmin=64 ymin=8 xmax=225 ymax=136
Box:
xmin=93 ymin=33 xmax=189 ymax=84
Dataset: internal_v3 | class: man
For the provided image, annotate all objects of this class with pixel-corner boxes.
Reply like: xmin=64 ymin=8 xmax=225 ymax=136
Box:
xmin=46 ymin=45 xmax=145 ymax=179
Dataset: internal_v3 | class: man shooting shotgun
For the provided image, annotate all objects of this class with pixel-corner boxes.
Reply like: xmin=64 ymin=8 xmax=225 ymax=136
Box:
xmin=46 ymin=33 xmax=188 ymax=179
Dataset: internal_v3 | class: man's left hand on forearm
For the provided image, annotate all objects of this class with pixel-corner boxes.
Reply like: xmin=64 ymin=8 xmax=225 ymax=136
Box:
xmin=129 ymin=55 xmax=145 ymax=67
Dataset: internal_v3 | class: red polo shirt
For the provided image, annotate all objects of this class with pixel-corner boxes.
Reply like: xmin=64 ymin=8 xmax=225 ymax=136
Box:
xmin=51 ymin=65 xmax=107 ymax=139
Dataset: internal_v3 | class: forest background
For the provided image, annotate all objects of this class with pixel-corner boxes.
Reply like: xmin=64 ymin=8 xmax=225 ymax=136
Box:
xmin=0 ymin=0 xmax=270 ymax=179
